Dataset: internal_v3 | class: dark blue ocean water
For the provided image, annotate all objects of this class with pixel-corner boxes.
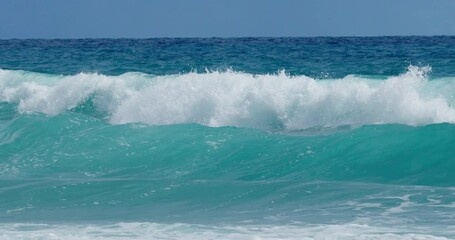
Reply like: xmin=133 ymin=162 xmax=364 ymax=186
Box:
xmin=1 ymin=37 xmax=455 ymax=239
xmin=2 ymin=37 xmax=455 ymax=77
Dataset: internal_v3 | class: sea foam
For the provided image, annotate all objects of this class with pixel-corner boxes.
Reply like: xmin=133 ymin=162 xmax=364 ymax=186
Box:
xmin=0 ymin=222 xmax=449 ymax=240
xmin=1 ymin=66 xmax=454 ymax=130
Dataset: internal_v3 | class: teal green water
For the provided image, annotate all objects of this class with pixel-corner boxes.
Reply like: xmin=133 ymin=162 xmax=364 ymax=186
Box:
xmin=1 ymin=108 xmax=455 ymax=225
xmin=1 ymin=37 xmax=455 ymax=239
xmin=2 ymin=112 xmax=455 ymax=187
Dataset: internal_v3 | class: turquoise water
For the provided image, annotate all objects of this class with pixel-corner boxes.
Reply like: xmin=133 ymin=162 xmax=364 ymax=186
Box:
xmin=1 ymin=37 xmax=455 ymax=239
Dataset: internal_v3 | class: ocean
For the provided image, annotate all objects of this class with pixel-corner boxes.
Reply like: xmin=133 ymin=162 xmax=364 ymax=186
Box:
xmin=1 ymin=37 xmax=455 ymax=239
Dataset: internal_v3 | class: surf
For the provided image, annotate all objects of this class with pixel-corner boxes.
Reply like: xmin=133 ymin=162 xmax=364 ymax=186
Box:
xmin=1 ymin=66 xmax=455 ymax=131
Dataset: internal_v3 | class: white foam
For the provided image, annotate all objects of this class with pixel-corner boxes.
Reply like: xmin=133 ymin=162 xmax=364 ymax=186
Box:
xmin=1 ymin=66 xmax=455 ymax=130
xmin=0 ymin=222 xmax=451 ymax=240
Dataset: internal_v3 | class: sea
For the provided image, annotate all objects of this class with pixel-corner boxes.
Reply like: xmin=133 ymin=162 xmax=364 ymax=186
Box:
xmin=1 ymin=37 xmax=455 ymax=239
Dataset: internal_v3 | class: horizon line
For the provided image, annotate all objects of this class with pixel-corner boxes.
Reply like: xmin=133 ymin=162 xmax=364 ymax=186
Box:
xmin=1 ymin=35 xmax=454 ymax=41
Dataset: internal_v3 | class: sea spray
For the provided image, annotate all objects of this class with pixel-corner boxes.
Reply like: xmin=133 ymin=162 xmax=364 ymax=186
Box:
xmin=1 ymin=66 xmax=455 ymax=131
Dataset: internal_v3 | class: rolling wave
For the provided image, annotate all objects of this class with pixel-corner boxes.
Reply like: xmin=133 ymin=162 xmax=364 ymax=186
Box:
xmin=2 ymin=66 xmax=455 ymax=226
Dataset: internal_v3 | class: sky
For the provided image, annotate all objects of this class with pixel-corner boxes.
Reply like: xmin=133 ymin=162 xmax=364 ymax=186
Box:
xmin=1 ymin=0 xmax=455 ymax=38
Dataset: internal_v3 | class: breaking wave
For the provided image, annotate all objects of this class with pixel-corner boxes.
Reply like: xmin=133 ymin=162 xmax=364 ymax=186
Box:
xmin=1 ymin=66 xmax=455 ymax=131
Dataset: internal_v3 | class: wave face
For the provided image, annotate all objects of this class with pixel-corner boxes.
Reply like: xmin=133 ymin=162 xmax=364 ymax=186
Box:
xmin=2 ymin=37 xmax=455 ymax=239
xmin=1 ymin=108 xmax=455 ymax=229
xmin=0 ymin=112 xmax=455 ymax=239
xmin=2 ymin=66 xmax=455 ymax=131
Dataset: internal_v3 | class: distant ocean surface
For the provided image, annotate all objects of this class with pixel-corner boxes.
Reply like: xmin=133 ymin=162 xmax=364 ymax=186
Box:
xmin=1 ymin=37 xmax=455 ymax=239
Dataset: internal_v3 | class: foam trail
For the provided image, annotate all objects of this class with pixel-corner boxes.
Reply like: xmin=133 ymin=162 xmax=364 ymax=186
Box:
xmin=1 ymin=66 xmax=455 ymax=130
xmin=0 ymin=223 xmax=450 ymax=240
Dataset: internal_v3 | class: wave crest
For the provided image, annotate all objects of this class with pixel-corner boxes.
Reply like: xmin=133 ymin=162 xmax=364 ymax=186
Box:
xmin=1 ymin=66 xmax=454 ymax=130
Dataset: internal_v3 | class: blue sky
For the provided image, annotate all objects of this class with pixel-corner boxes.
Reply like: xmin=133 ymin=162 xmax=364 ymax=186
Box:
xmin=1 ymin=0 xmax=455 ymax=38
